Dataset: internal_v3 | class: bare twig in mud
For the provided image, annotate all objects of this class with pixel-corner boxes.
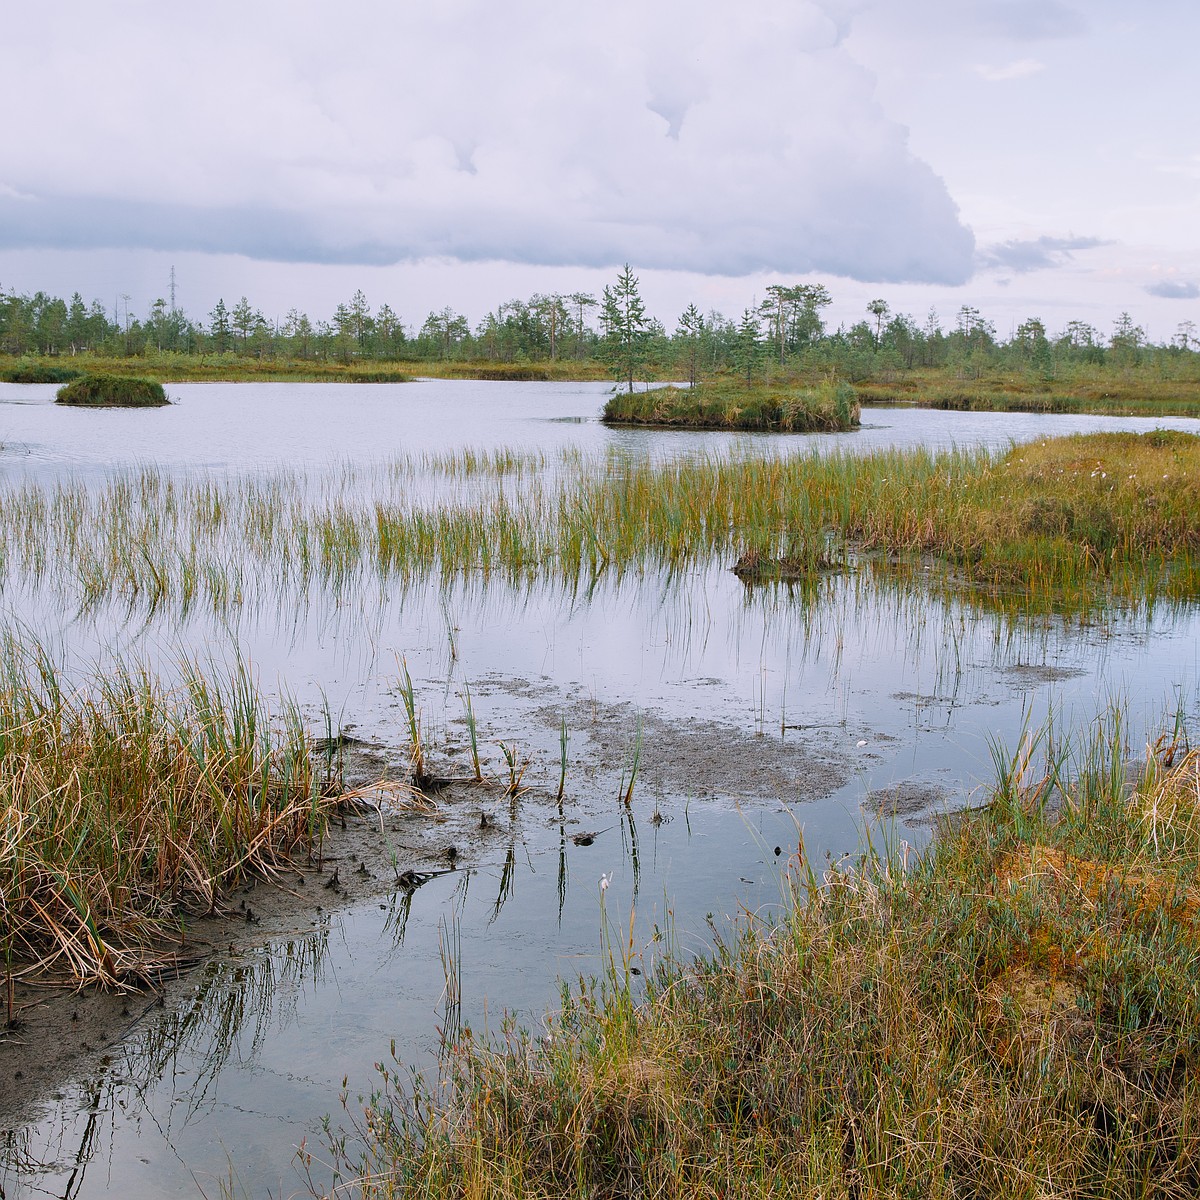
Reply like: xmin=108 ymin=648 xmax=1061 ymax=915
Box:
xmin=394 ymin=867 xmax=456 ymax=893
xmin=337 ymin=780 xmax=439 ymax=814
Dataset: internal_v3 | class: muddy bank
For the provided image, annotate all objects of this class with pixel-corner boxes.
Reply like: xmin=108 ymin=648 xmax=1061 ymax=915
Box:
xmin=0 ymin=741 xmax=517 ymax=1132
xmin=3 ymin=702 xmax=863 ymax=1136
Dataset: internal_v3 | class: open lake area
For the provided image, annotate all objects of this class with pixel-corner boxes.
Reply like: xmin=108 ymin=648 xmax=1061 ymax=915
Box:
xmin=5 ymin=3 xmax=1200 ymax=1195
xmin=3 ymin=377 xmax=1200 ymax=1196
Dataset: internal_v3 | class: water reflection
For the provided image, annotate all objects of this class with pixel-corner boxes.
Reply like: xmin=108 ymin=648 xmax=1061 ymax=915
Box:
xmin=2 ymin=929 xmax=329 ymax=1198
xmin=3 ymin=388 xmax=1200 ymax=1196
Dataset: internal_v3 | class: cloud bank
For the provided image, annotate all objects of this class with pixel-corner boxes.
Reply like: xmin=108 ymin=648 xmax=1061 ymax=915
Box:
xmin=2 ymin=0 xmax=974 ymax=283
xmin=1145 ymin=280 xmax=1200 ymax=300
xmin=979 ymin=235 xmax=1108 ymax=273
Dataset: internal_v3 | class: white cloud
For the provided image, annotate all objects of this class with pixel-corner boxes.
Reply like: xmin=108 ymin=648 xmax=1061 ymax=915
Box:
xmin=1 ymin=0 xmax=974 ymax=284
xmin=974 ymin=58 xmax=1046 ymax=82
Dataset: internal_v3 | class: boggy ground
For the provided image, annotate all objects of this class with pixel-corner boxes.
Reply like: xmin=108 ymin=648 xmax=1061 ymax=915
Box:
xmin=328 ymin=722 xmax=1200 ymax=1200
xmin=1 ymin=699 xmax=865 ymax=1135
xmin=0 ymin=736 xmax=513 ymax=1131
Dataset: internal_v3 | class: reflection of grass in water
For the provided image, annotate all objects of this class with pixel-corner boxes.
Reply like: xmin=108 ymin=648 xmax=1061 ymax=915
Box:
xmin=0 ymin=632 xmax=337 ymax=988
xmin=1 ymin=432 xmax=1199 ymax=620
xmin=128 ymin=928 xmax=331 ymax=1114
xmin=331 ymin=711 xmax=1200 ymax=1197
xmin=2 ymin=927 xmax=329 ymax=1187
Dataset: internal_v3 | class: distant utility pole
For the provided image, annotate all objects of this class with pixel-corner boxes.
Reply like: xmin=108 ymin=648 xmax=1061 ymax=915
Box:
xmin=169 ymin=266 xmax=177 ymax=313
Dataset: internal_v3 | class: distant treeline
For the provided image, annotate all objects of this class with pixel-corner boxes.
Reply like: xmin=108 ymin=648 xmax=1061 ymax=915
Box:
xmin=1 ymin=271 xmax=1197 ymax=384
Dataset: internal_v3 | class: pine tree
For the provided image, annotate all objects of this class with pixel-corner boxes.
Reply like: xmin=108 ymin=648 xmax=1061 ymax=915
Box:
xmin=599 ymin=264 xmax=649 ymax=394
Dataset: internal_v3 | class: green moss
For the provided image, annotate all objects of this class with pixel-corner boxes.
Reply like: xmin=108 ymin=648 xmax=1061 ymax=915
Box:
xmin=55 ymin=374 xmax=169 ymax=408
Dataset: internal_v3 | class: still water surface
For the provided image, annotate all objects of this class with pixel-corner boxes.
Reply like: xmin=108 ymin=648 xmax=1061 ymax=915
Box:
xmin=3 ymin=380 xmax=1200 ymax=1197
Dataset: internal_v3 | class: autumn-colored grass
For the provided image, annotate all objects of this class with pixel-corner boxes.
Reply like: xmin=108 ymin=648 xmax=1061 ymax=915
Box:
xmin=0 ymin=433 xmax=1196 ymax=618
xmin=854 ymin=362 xmax=1200 ymax=417
xmin=0 ymin=635 xmax=337 ymax=990
xmin=320 ymin=714 xmax=1200 ymax=1198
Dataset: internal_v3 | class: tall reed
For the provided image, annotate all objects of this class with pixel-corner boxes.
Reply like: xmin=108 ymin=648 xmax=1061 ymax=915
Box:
xmin=0 ymin=634 xmax=335 ymax=988
xmin=0 ymin=432 xmax=1196 ymax=619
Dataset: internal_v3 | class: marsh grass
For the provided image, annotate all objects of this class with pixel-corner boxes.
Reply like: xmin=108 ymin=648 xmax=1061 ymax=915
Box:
xmin=14 ymin=353 xmax=412 ymax=384
xmin=322 ymin=714 xmax=1200 ymax=1198
xmin=54 ymin=374 xmax=168 ymax=407
xmin=1 ymin=363 xmax=83 ymax=384
xmin=855 ymin=363 xmax=1200 ymax=419
xmin=0 ymin=635 xmax=335 ymax=989
xmin=1 ymin=433 xmax=1198 ymax=621
xmin=602 ymin=378 xmax=861 ymax=432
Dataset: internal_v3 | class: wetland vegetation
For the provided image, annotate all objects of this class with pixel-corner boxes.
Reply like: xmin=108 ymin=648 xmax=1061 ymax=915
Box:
xmin=0 ymin=431 xmax=1195 ymax=621
xmin=53 ymin=373 xmax=168 ymax=407
xmin=328 ymin=717 xmax=1200 ymax=1199
xmin=0 ymin=640 xmax=336 ymax=990
xmin=6 ymin=369 xmax=1200 ymax=1195
xmin=602 ymin=378 xmax=860 ymax=432
xmin=4 ymin=269 xmax=1200 ymax=416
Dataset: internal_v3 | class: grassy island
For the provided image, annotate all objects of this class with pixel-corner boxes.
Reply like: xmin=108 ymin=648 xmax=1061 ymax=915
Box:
xmin=602 ymin=379 xmax=861 ymax=432
xmin=55 ymin=373 xmax=169 ymax=407
xmin=333 ymin=718 xmax=1200 ymax=1198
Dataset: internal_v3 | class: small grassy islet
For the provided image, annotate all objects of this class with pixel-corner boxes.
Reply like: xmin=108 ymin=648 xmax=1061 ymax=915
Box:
xmin=55 ymin=373 xmax=169 ymax=407
xmin=602 ymin=378 xmax=861 ymax=432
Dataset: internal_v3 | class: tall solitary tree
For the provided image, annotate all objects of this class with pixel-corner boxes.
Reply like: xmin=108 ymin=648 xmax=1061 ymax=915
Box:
xmin=209 ymin=299 xmax=232 ymax=353
xmin=599 ymin=265 xmax=649 ymax=393
xmin=867 ymin=298 xmax=890 ymax=349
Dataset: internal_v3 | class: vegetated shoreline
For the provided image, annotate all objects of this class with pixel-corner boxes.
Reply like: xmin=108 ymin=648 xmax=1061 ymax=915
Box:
xmin=325 ymin=716 xmax=1200 ymax=1198
xmin=601 ymin=379 xmax=861 ymax=432
xmin=0 ymin=642 xmax=569 ymax=1130
xmin=5 ymin=354 xmax=1200 ymax=417
xmin=855 ymin=367 xmax=1200 ymax=418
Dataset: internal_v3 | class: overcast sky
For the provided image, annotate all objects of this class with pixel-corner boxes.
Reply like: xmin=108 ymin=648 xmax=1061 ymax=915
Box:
xmin=2 ymin=0 xmax=1196 ymax=342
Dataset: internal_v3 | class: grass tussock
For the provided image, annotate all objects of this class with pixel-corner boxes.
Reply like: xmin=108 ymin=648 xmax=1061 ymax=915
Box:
xmin=55 ymin=373 xmax=168 ymax=407
xmin=602 ymin=379 xmax=861 ymax=432
xmin=0 ymin=635 xmax=335 ymax=989
xmin=325 ymin=716 xmax=1200 ymax=1198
